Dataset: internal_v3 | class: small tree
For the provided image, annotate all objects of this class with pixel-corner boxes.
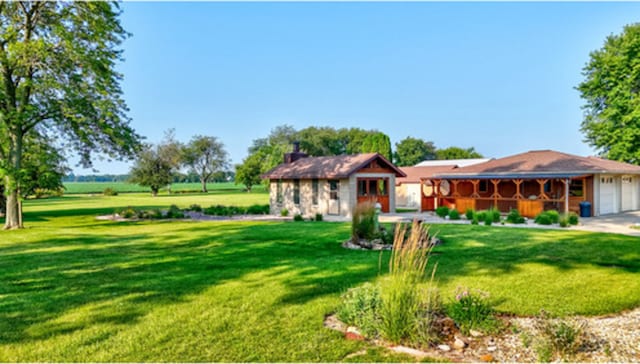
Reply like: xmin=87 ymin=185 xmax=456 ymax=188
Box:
xmin=129 ymin=131 xmax=182 ymax=196
xmin=436 ymin=146 xmax=483 ymax=160
xmin=182 ymin=135 xmax=229 ymax=192
xmin=235 ymin=153 xmax=263 ymax=192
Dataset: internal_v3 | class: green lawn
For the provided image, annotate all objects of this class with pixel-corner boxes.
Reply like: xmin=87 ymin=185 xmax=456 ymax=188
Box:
xmin=0 ymin=195 xmax=639 ymax=361
xmin=63 ymin=181 xmax=267 ymax=194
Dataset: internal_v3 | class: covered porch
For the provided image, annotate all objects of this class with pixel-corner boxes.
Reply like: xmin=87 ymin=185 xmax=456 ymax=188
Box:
xmin=420 ymin=175 xmax=594 ymax=217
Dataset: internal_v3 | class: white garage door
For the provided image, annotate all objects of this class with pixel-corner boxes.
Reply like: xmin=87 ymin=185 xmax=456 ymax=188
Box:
xmin=599 ymin=176 xmax=616 ymax=215
xmin=621 ymin=176 xmax=636 ymax=211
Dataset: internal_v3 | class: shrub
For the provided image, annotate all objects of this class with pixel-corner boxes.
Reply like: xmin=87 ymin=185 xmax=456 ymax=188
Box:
xmin=506 ymin=209 xmax=525 ymax=224
xmin=435 ymin=206 xmax=450 ymax=218
xmin=534 ymin=312 xmax=586 ymax=362
xmin=448 ymin=209 xmax=461 ymax=220
xmin=119 ymin=206 xmax=137 ymax=219
xmin=471 ymin=217 xmax=479 ymax=225
xmin=337 ymin=283 xmax=382 ymax=337
xmin=535 ymin=212 xmax=553 ymax=225
xmin=447 ymin=288 xmax=500 ymax=335
xmin=166 ymin=205 xmax=184 ymax=219
xmin=546 ymin=210 xmax=560 ymax=223
xmin=188 ymin=204 xmax=202 ymax=212
xmin=465 ymin=208 xmax=475 ymax=220
xmin=148 ymin=208 xmax=164 ymax=219
xmin=475 ymin=210 xmax=487 ymax=222
xmin=559 ymin=216 xmax=569 ymax=228
xmin=352 ymin=200 xmax=377 ymax=241
xmin=315 ymin=213 xmax=323 ymax=222
xmin=293 ymin=214 xmax=304 ymax=222
xmin=280 ymin=208 xmax=289 ymax=217
xmin=246 ymin=204 xmax=270 ymax=215
xmin=484 ymin=212 xmax=493 ymax=226
xmin=489 ymin=207 xmax=501 ymax=222
xmin=103 ymin=187 xmax=118 ymax=196
xmin=568 ymin=212 xmax=579 ymax=225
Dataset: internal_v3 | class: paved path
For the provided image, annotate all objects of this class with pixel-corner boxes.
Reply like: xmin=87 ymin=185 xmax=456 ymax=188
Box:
xmin=326 ymin=210 xmax=640 ymax=236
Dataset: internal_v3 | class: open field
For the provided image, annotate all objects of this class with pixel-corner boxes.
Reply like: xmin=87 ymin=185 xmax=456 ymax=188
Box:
xmin=1 ymin=194 xmax=639 ymax=361
xmin=63 ymin=181 xmax=266 ymax=194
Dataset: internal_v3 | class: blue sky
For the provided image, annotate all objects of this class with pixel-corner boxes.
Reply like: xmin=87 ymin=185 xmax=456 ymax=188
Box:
xmin=75 ymin=1 xmax=640 ymax=175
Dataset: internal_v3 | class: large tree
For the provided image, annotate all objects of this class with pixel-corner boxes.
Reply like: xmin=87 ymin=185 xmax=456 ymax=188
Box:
xmin=360 ymin=132 xmax=392 ymax=160
xmin=182 ymin=135 xmax=229 ymax=192
xmin=436 ymin=146 xmax=483 ymax=160
xmin=578 ymin=23 xmax=640 ymax=164
xmin=0 ymin=2 xmax=141 ymax=229
xmin=235 ymin=152 xmax=263 ymax=192
xmin=393 ymin=137 xmax=437 ymax=166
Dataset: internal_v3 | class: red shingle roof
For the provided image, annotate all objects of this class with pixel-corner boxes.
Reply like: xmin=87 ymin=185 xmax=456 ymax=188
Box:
xmin=261 ymin=153 xmax=406 ymax=179
xmin=436 ymin=150 xmax=640 ymax=178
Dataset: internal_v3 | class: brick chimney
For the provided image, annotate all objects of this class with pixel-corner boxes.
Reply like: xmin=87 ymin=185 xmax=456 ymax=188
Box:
xmin=284 ymin=141 xmax=308 ymax=163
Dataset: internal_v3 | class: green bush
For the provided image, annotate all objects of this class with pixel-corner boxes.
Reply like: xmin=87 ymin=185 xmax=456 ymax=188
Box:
xmin=471 ymin=217 xmax=479 ymax=225
xmin=447 ymin=288 xmax=500 ymax=335
xmin=546 ymin=210 xmax=560 ymax=223
xmin=559 ymin=216 xmax=569 ymax=228
xmin=119 ymin=206 xmax=136 ymax=219
xmin=315 ymin=213 xmax=323 ymax=222
xmin=148 ymin=208 xmax=164 ymax=219
xmin=448 ymin=209 xmax=461 ymax=220
xmin=293 ymin=214 xmax=304 ymax=222
xmin=465 ymin=208 xmax=475 ymax=220
xmin=535 ymin=212 xmax=553 ymax=225
xmin=435 ymin=206 xmax=450 ymax=218
xmin=246 ymin=204 xmax=270 ymax=215
xmin=489 ymin=208 xmax=501 ymax=222
xmin=280 ymin=209 xmax=289 ymax=217
xmin=337 ymin=283 xmax=382 ymax=337
xmin=103 ymin=187 xmax=118 ymax=196
xmin=484 ymin=212 xmax=493 ymax=226
xmin=352 ymin=201 xmax=377 ymax=241
xmin=568 ymin=212 xmax=579 ymax=225
xmin=166 ymin=205 xmax=184 ymax=219
xmin=188 ymin=204 xmax=202 ymax=212
xmin=475 ymin=210 xmax=487 ymax=222
xmin=506 ymin=209 xmax=525 ymax=224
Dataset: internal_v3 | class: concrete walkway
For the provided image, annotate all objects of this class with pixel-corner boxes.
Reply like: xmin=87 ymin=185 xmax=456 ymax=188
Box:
xmin=327 ymin=210 xmax=640 ymax=236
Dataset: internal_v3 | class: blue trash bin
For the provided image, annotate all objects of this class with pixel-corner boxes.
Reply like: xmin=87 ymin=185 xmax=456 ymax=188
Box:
xmin=579 ymin=201 xmax=591 ymax=217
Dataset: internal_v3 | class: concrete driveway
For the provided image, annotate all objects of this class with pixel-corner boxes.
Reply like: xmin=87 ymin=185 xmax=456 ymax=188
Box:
xmin=375 ymin=210 xmax=640 ymax=237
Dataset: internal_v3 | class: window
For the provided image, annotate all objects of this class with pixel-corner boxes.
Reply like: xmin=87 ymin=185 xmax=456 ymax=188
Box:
xmin=312 ymin=179 xmax=319 ymax=205
xmin=293 ymin=179 xmax=300 ymax=205
xmin=569 ymin=179 xmax=584 ymax=197
xmin=479 ymin=180 xmax=488 ymax=193
xmin=622 ymin=176 xmax=632 ymax=184
xmin=276 ymin=180 xmax=283 ymax=203
xmin=378 ymin=179 xmax=388 ymax=196
xmin=358 ymin=179 xmax=368 ymax=196
xmin=329 ymin=180 xmax=339 ymax=200
xmin=544 ymin=181 xmax=552 ymax=193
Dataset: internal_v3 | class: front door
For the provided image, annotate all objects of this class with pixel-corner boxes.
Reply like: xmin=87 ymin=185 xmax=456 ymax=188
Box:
xmin=357 ymin=178 xmax=390 ymax=212
xmin=421 ymin=180 xmax=435 ymax=211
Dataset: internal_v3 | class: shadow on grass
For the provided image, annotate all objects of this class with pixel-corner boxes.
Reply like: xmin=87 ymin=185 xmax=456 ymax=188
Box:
xmin=0 ymin=221 xmax=379 ymax=346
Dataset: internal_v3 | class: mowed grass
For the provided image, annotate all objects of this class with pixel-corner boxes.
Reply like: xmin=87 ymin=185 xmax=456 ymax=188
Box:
xmin=0 ymin=195 xmax=639 ymax=361
xmin=63 ymin=181 xmax=266 ymax=194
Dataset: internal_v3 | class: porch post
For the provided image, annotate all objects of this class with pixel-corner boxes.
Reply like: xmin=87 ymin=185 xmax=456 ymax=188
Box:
xmin=564 ymin=178 xmax=570 ymax=214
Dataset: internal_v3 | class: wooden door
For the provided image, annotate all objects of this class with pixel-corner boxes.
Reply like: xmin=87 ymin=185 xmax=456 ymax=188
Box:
xmin=357 ymin=178 xmax=390 ymax=212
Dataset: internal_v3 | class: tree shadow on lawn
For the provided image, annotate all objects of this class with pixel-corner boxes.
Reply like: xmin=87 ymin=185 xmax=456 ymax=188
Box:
xmin=0 ymin=221 xmax=380 ymax=347
xmin=429 ymin=225 xmax=640 ymax=277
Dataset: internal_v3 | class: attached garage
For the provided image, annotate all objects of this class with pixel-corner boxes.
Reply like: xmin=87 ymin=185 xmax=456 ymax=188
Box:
xmin=621 ymin=175 xmax=639 ymax=211
xmin=599 ymin=175 xmax=617 ymax=215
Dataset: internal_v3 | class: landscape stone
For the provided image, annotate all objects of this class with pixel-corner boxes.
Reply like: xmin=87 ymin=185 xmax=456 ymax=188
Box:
xmin=437 ymin=344 xmax=451 ymax=352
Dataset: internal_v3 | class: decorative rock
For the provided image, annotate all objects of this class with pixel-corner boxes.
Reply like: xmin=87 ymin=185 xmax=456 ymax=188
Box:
xmin=437 ymin=344 xmax=451 ymax=352
xmin=453 ymin=337 xmax=467 ymax=349
xmin=469 ymin=329 xmax=482 ymax=337
xmin=480 ymin=354 xmax=494 ymax=362
xmin=391 ymin=345 xmax=429 ymax=358
xmin=487 ymin=346 xmax=497 ymax=352
xmin=345 ymin=327 xmax=364 ymax=341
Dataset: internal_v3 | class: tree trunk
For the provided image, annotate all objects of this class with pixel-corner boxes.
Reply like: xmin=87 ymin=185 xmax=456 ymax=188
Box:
xmin=0 ymin=185 xmax=5 ymax=216
xmin=4 ymin=132 xmax=23 ymax=230
xmin=201 ymin=178 xmax=207 ymax=193
xmin=151 ymin=187 xmax=158 ymax=197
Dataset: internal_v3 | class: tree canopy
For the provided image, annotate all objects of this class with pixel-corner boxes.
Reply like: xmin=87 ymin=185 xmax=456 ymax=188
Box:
xmin=393 ymin=137 xmax=437 ymax=166
xmin=436 ymin=146 xmax=484 ymax=160
xmin=182 ymin=135 xmax=229 ymax=192
xmin=577 ymin=23 xmax=640 ymax=164
xmin=0 ymin=2 xmax=141 ymax=229
xmin=129 ymin=131 xmax=181 ymax=197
